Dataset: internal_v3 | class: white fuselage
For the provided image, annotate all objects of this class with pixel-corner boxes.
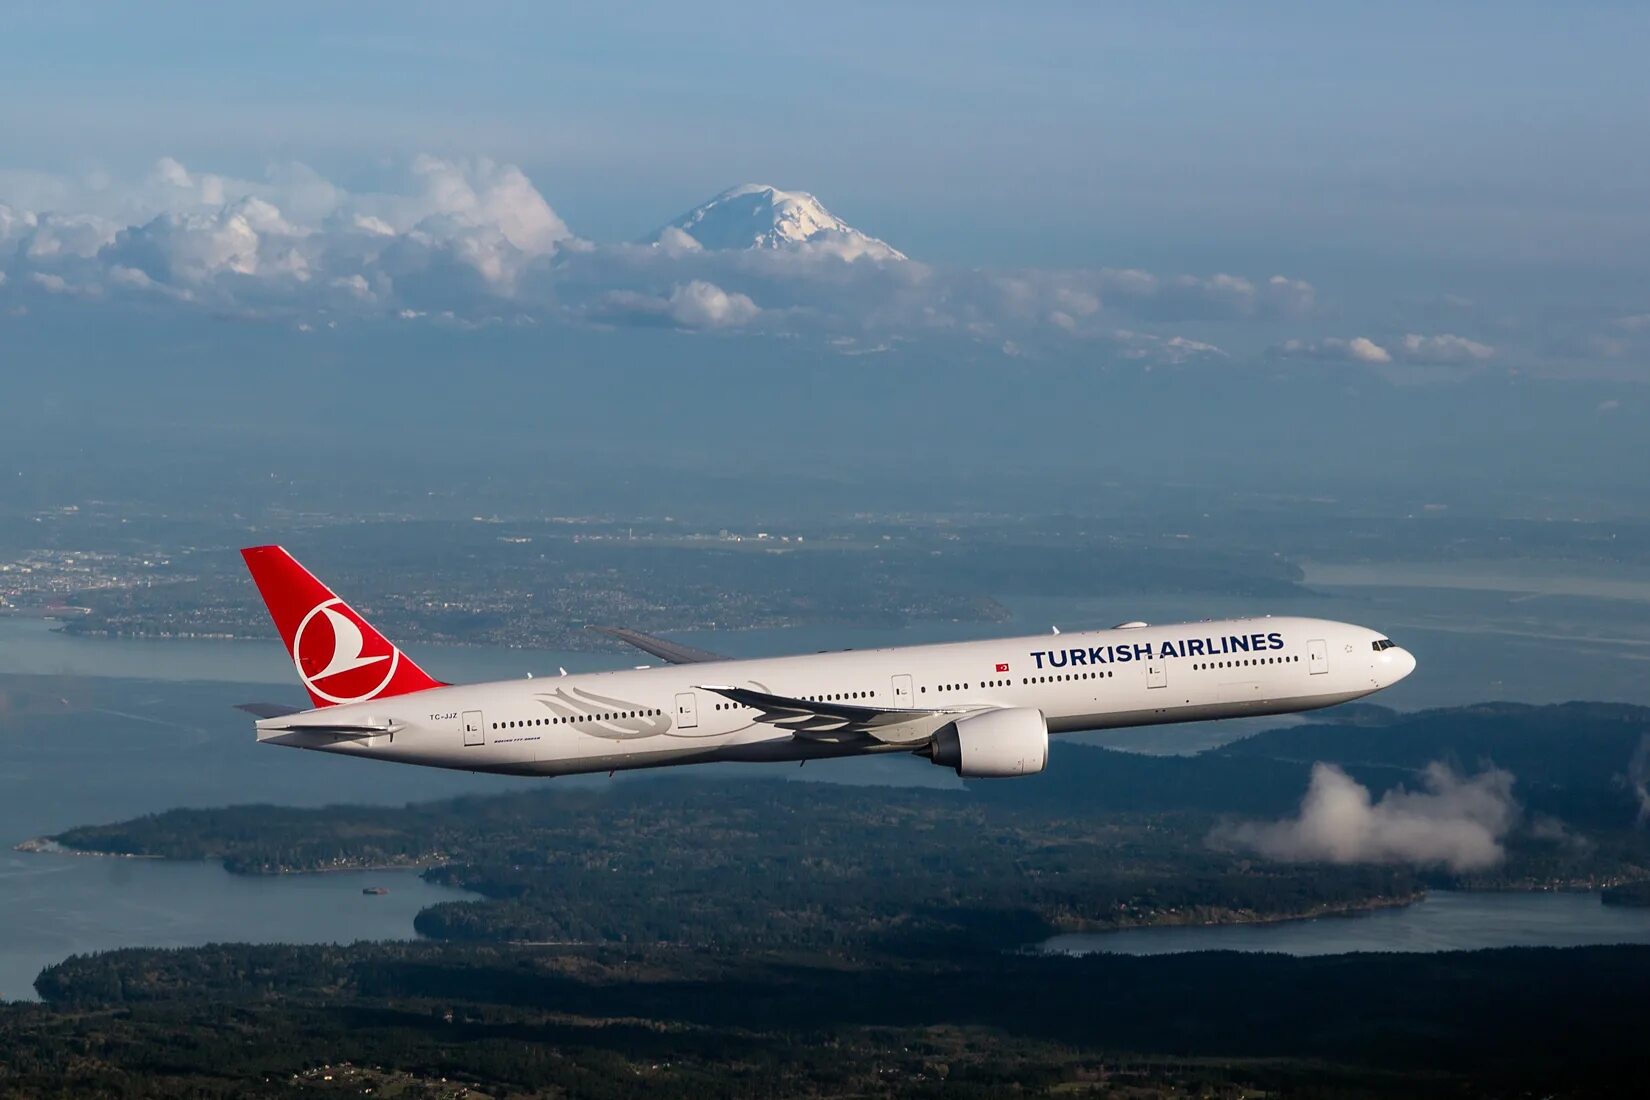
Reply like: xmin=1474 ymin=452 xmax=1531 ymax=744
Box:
xmin=257 ymin=615 xmax=1415 ymax=777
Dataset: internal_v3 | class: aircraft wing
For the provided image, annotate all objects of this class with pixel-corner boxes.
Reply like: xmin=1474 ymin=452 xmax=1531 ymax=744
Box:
xmin=591 ymin=626 xmax=725 ymax=665
xmin=696 ymin=684 xmax=976 ymax=746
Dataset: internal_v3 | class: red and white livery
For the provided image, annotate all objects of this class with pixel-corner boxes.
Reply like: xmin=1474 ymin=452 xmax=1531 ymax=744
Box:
xmin=240 ymin=546 xmax=1415 ymax=779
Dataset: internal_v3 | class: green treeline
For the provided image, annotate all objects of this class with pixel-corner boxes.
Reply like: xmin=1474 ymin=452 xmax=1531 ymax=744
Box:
xmin=13 ymin=940 xmax=1650 ymax=1097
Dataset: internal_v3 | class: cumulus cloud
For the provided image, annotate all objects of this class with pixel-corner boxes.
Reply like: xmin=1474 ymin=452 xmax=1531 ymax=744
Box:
xmin=1397 ymin=333 xmax=1494 ymax=363
xmin=667 ymin=280 xmax=759 ymax=327
xmin=1211 ymin=762 xmax=1518 ymax=872
xmin=1277 ymin=336 xmax=1393 ymax=363
xmin=590 ymin=280 xmax=760 ymax=329
xmin=1111 ymin=329 xmax=1227 ymax=363
xmin=1277 ymin=332 xmax=1494 ymax=366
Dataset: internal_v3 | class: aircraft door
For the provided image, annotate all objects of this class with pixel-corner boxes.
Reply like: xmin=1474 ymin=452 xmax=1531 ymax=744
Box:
xmin=462 ymin=710 xmax=486 ymax=747
xmin=1308 ymin=639 xmax=1329 ymax=675
xmin=674 ymin=691 xmax=699 ymax=730
xmin=891 ymin=674 xmax=914 ymax=707
xmin=1146 ymin=661 xmax=1167 ymax=689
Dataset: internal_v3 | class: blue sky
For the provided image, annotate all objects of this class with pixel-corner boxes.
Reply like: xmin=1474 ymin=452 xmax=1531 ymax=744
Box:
xmin=2 ymin=1 xmax=1648 ymax=373
xmin=4 ymin=2 xmax=1645 ymax=263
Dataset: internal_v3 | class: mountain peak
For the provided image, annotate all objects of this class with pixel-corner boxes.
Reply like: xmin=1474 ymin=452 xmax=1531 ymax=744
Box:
xmin=653 ymin=184 xmax=906 ymax=262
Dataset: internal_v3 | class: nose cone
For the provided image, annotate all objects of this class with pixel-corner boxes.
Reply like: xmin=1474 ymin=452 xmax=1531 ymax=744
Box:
xmin=1381 ymin=646 xmax=1417 ymax=686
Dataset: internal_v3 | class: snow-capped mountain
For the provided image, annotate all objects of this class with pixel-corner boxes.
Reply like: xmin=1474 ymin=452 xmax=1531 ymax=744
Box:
xmin=651 ymin=184 xmax=906 ymax=262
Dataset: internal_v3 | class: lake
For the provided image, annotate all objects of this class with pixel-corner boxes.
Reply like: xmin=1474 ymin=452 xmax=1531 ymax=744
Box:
xmin=1041 ymin=890 xmax=1650 ymax=957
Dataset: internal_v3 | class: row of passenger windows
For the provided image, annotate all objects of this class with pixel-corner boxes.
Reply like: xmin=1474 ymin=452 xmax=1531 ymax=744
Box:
xmin=502 ymin=656 xmax=1305 ymax=729
xmin=719 ymin=690 xmax=877 ymax=711
xmin=1194 ymin=656 xmax=1297 ymax=670
xmin=921 ymin=671 xmax=1116 ymax=693
xmin=493 ymin=710 xmax=660 ymax=730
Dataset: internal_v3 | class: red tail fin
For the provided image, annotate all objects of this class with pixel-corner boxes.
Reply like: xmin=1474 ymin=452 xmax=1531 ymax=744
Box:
xmin=240 ymin=545 xmax=445 ymax=708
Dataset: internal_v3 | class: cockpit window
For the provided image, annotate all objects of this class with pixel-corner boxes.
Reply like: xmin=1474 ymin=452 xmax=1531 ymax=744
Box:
xmin=1372 ymin=638 xmax=1397 ymax=651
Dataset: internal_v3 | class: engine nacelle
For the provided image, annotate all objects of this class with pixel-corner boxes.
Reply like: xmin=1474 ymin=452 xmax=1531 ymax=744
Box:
xmin=930 ymin=707 xmax=1048 ymax=778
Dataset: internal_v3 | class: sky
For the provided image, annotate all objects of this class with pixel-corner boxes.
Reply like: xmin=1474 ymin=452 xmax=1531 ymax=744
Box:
xmin=1 ymin=1 xmax=1648 ymax=380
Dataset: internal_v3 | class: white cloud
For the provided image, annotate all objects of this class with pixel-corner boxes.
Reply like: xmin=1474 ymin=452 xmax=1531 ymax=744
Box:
xmin=0 ymin=153 xmax=1324 ymax=357
xmin=1211 ymin=762 xmax=1518 ymax=873
xmin=1397 ymin=332 xmax=1494 ymax=363
xmin=1347 ymin=336 xmax=1392 ymax=363
xmin=1277 ymin=336 xmax=1392 ymax=363
xmin=655 ymin=225 xmax=703 ymax=257
xmin=590 ymin=280 xmax=760 ymax=329
xmin=407 ymin=155 xmax=569 ymax=256
xmin=668 ymin=280 xmax=759 ymax=327
xmin=1112 ymin=329 xmax=1227 ymax=363
xmin=21 ymin=213 xmax=118 ymax=260
xmin=1277 ymin=332 xmax=1494 ymax=366
xmin=103 ymin=197 xmax=296 ymax=284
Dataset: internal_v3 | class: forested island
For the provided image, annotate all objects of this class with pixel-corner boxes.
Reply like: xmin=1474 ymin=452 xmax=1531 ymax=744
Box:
xmin=10 ymin=700 xmax=1650 ymax=1095
xmin=45 ymin=702 xmax=1650 ymax=949
xmin=6 ymin=938 xmax=1646 ymax=1098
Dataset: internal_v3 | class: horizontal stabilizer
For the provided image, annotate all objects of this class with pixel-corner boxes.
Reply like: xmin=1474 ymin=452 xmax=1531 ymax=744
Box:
xmin=236 ymin=702 xmax=306 ymax=719
xmin=697 ymin=684 xmax=972 ymax=746
xmin=591 ymin=625 xmax=725 ymax=665
xmin=256 ymin=717 xmax=398 ymax=739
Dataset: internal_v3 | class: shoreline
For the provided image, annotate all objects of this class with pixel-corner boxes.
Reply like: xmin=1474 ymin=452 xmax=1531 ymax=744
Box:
xmin=15 ymin=838 xmax=439 ymax=876
xmin=1050 ymin=889 xmax=1428 ymax=938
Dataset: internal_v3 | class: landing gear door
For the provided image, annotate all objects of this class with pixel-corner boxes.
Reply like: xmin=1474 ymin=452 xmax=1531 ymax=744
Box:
xmin=1308 ymin=639 xmax=1329 ymax=675
xmin=1146 ymin=661 xmax=1167 ymax=689
xmin=462 ymin=710 xmax=485 ymax=747
xmin=891 ymin=674 xmax=914 ymax=707
xmin=674 ymin=691 xmax=699 ymax=730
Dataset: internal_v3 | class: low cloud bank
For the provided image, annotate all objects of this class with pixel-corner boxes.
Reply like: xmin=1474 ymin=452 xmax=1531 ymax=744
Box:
xmin=1275 ymin=332 xmax=1494 ymax=366
xmin=0 ymin=155 xmax=1327 ymax=359
xmin=1211 ymin=761 xmax=1518 ymax=872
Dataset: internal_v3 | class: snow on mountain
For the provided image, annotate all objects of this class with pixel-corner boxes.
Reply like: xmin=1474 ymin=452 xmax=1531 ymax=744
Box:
xmin=652 ymin=184 xmax=906 ymax=262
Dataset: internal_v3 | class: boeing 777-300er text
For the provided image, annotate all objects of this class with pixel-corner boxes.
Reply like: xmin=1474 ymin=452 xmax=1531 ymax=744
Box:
xmin=239 ymin=546 xmax=1416 ymax=779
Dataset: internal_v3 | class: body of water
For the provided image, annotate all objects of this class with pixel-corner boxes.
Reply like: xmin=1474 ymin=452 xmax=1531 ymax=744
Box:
xmin=5 ymin=559 xmax=1650 ymax=999
xmin=0 ymin=855 xmax=472 ymax=1002
xmin=1042 ymin=890 xmax=1650 ymax=957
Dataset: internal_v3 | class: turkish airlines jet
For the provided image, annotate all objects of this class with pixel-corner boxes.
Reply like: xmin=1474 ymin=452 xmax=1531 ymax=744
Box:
xmin=240 ymin=546 xmax=1416 ymax=779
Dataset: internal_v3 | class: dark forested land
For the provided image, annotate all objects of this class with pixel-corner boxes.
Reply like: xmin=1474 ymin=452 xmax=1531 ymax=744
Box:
xmin=20 ymin=700 xmax=1650 ymax=1096
xmin=9 ymin=940 xmax=1650 ymax=1097
xmin=50 ymin=702 xmax=1650 ymax=949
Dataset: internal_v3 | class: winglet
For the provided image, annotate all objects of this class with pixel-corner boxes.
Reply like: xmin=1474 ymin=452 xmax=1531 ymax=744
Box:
xmin=590 ymin=625 xmax=724 ymax=665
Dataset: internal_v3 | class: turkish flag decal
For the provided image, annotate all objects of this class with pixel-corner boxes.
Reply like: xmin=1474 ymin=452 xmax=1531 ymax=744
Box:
xmin=995 ymin=662 xmax=1010 ymax=672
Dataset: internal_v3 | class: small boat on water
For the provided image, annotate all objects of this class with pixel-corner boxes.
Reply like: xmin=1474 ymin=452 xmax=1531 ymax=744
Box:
xmin=362 ymin=886 xmax=389 ymax=896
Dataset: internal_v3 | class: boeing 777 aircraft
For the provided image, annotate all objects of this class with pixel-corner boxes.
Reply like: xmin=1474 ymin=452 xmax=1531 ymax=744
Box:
xmin=240 ymin=546 xmax=1416 ymax=779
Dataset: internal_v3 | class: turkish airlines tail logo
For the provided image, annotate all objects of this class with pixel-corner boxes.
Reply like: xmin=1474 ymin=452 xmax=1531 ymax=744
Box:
xmin=241 ymin=546 xmax=445 ymax=708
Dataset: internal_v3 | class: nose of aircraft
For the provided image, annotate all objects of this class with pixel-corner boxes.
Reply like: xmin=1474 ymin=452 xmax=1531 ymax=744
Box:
xmin=1381 ymin=646 xmax=1417 ymax=685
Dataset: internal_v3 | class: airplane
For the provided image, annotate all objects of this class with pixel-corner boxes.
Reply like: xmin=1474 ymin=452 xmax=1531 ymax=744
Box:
xmin=239 ymin=545 xmax=1416 ymax=779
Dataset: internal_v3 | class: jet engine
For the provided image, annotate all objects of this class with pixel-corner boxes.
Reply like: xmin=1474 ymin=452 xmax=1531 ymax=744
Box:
xmin=929 ymin=707 xmax=1048 ymax=778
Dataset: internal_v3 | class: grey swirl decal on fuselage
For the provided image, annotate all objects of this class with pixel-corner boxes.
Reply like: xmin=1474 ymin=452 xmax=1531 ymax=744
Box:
xmin=533 ymin=686 xmax=675 ymax=740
